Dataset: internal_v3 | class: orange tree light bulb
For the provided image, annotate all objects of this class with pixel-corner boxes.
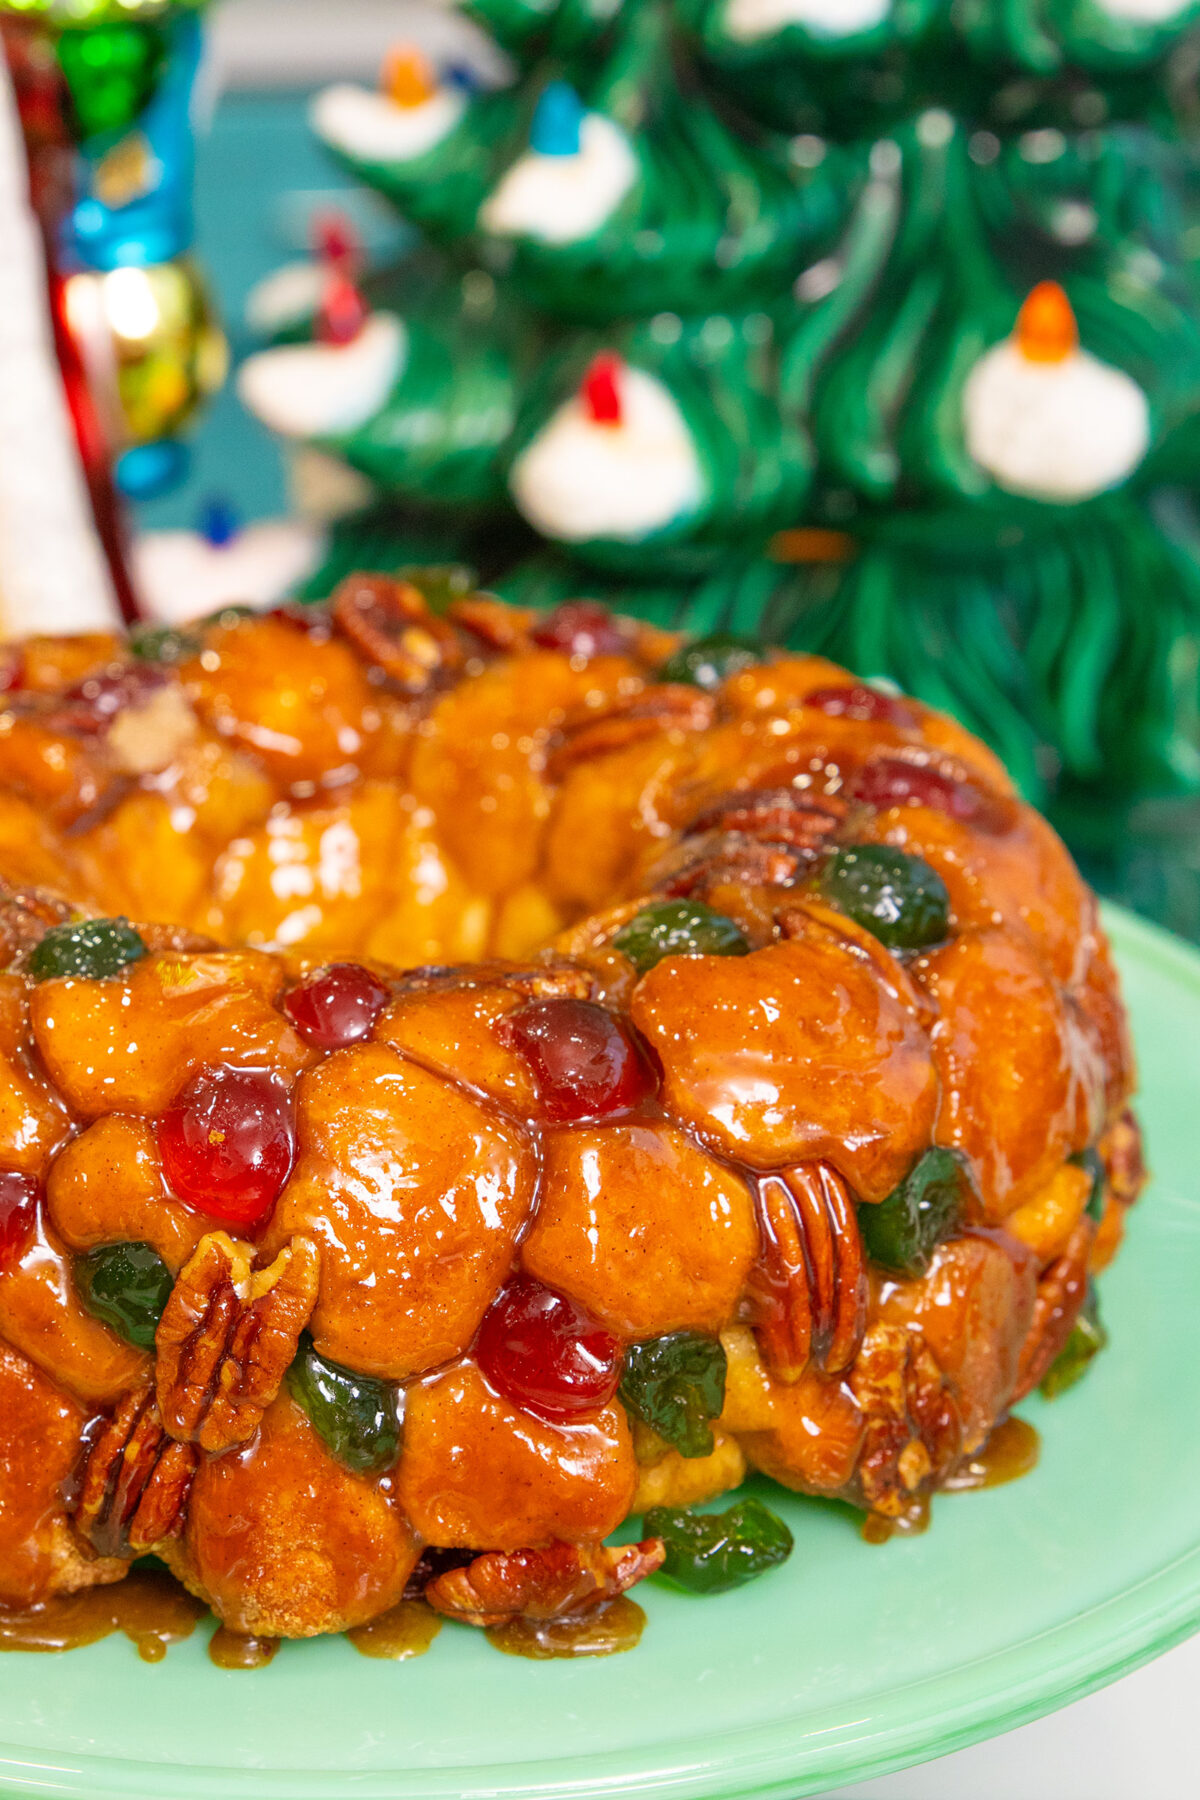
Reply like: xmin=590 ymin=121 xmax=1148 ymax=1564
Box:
xmin=382 ymin=44 xmax=438 ymax=109
xmin=1015 ymin=282 xmax=1079 ymax=365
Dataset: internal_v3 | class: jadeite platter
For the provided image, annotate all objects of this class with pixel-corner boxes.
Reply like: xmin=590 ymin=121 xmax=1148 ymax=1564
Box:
xmin=0 ymin=903 xmax=1197 ymax=1800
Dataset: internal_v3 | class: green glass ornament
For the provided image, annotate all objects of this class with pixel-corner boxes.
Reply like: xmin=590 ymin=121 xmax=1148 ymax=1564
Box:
xmin=56 ymin=23 xmax=165 ymax=142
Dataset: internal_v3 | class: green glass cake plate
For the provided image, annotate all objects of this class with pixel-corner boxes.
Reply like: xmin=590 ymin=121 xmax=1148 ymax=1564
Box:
xmin=1 ymin=904 xmax=1198 ymax=1800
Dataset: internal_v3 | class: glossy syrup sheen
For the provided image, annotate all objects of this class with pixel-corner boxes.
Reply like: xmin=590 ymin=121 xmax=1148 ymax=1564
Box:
xmin=485 ymin=1595 xmax=647 ymax=1660
xmin=346 ymin=1600 xmax=442 ymax=1661
xmin=0 ymin=1569 xmax=206 ymax=1662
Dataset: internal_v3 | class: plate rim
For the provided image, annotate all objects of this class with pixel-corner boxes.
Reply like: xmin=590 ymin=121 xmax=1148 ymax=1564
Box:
xmin=0 ymin=902 xmax=1197 ymax=1800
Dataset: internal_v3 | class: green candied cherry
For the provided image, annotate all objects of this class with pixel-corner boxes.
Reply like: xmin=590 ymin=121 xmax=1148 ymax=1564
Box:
xmin=288 ymin=1333 xmax=400 ymax=1474
xmin=619 ymin=1332 xmax=727 ymax=1459
xmin=396 ymin=564 xmax=476 ymax=615
xmin=644 ymin=1497 xmax=794 ymax=1595
xmin=859 ymin=1147 xmax=974 ymax=1278
xmin=29 ymin=917 xmax=147 ymax=983
xmin=75 ymin=1243 xmax=173 ymax=1351
xmin=128 ymin=623 xmax=202 ymax=666
xmin=818 ymin=844 xmax=950 ymax=952
xmin=657 ymin=633 xmax=761 ymax=692
xmin=1041 ymin=1288 xmax=1108 ymax=1399
xmin=1071 ymin=1147 xmax=1107 ymax=1223
xmin=613 ymin=899 xmax=750 ymax=977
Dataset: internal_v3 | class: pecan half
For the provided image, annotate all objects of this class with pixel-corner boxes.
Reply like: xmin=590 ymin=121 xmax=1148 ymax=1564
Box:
xmin=393 ymin=958 xmax=595 ymax=1002
xmin=1013 ymin=1217 xmax=1093 ymax=1400
xmin=331 ymin=574 xmax=464 ymax=692
xmin=546 ymin=686 xmax=714 ymax=780
xmin=683 ymin=785 xmax=845 ymax=852
xmin=74 ymin=1388 xmax=196 ymax=1558
xmin=448 ymin=595 xmax=538 ymax=654
xmin=156 ymin=1233 xmax=320 ymax=1453
xmin=748 ymin=1163 xmax=867 ymax=1383
xmin=851 ymin=1323 xmax=963 ymax=1518
xmin=0 ymin=883 xmax=73 ymax=970
xmin=424 ymin=1538 xmax=666 ymax=1629
xmin=651 ymin=831 xmax=807 ymax=900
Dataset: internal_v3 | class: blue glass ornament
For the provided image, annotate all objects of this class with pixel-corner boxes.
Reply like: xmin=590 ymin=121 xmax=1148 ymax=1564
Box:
xmin=529 ymin=81 xmax=585 ymax=157
xmin=116 ymin=438 xmax=189 ymax=499
xmin=63 ymin=12 xmax=201 ymax=272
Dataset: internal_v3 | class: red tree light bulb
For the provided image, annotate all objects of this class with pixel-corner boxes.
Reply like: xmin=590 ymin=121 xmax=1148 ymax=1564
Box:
xmin=581 ymin=352 xmax=623 ymax=427
xmin=317 ymin=272 xmax=369 ymax=347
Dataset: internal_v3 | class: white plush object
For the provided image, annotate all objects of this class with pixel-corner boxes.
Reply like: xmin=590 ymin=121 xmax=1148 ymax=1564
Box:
xmin=237 ymin=313 xmax=406 ymax=440
xmin=963 ymin=339 xmax=1150 ymax=503
xmin=131 ymin=520 xmax=325 ymax=624
xmin=1094 ymin=0 xmax=1192 ymax=19
xmin=510 ymin=365 xmax=705 ymax=543
xmin=480 ymin=113 xmax=638 ymax=246
xmin=0 ymin=57 xmax=120 ymax=635
xmin=724 ymin=0 xmax=893 ymax=41
xmin=312 ymin=82 xmax=466 ymax=165
xmin=245 ymin=261 xmax=327 ymax=336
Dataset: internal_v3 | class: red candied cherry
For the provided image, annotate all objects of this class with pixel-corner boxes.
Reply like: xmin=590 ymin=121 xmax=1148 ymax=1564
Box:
xmin=499 ymin=996 xmax=657 ymax=1122
xmin=158 ymin=1065 xmax=295 ymax=1229
xmin=0 ymin=1170 xmax=38 ymax=1271
xmin=475 ymin=1276 xmax=622 ymax=1421
xmin=283 ymin=962 xmax=390 ymax=1050
xmin=804 ymin=684 xmax=915 ymax=728
xmin=530 ymin=600 xmax=629 ymax=659
xmin=851 ymin=756 xmax=986 ymax=823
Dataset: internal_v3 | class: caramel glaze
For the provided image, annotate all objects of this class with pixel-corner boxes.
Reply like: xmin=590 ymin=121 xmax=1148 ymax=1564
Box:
xmin=0 ymin=1568 xmax=206 ymax=1661
xmin=347 ymin=1599 xmax=441 ymax=1661
xmin=942 ymin=1415 xmax=1041 ymax=1493
xmin=208 ymin=1626 xmax=280 ymax=1670
xmin=862 ymin=1415 xmax=1041 ymax=1540
xmin=485 ymin=1595 xmax=646 ymax=1660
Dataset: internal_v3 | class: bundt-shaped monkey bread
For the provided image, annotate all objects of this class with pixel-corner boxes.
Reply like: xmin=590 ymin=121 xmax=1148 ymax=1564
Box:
xmin=0 ymin=582 xmax=1143 ymax=1648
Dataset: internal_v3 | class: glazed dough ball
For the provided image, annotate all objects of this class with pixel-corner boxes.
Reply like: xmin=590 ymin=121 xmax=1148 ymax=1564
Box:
xmin=521 ymin=1121 xmax=758 ymax=1338
xmin=263 ymin=1044 xmax=537 ymax=1379
xmin=396 ymin=1360 xmax=637 ymax=1550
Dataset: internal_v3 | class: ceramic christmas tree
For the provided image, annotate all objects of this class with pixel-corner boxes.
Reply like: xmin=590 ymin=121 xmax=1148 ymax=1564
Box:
xmin=238 ymin=0 xmax=1200 ymax=805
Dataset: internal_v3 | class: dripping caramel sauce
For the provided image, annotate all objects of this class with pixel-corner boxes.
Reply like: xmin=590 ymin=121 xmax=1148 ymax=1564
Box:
xmin=347 ymin=1600 xmax=441 ymax=1660
xmin=208 ymin=1626 xmax=280 ymax=1670
xmin=862 ymin=1415 xmax=1041 ymax=1541
xmin=3 ymin=1425 xmax=1039 ymax=1661
xmin=485 ymin=1594 xmax=646 ymax=1660
xmin=942 ymin=1415 xmax=1041 ymax=1492
xmin=0 ymin=1568 xmax=206 ymax=1662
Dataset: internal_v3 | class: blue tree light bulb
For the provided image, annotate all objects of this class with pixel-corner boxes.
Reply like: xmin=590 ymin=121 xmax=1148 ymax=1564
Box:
xmin=198 ymin=495 xmax=240 ymax=547
xmin=529 ymin=82 xmax=585 ymax=158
